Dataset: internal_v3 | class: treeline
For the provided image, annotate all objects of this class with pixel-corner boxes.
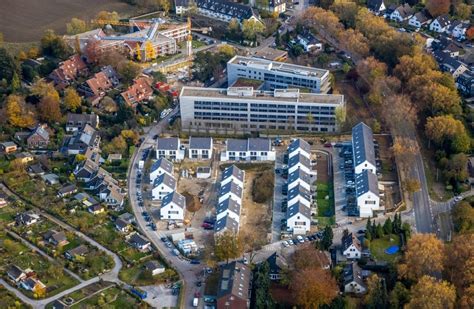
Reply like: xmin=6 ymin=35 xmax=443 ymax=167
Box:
xmin=300 ymin=5 xmax=471 ymax=192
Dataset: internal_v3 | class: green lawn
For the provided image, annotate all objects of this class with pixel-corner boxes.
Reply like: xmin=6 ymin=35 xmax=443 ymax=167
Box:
xmin=0 ymin=285 xmax=31 ymax=309
xmin=370 ymin=235 xmax=401 ymax=263
xmin=71 ymin=287 xmax=149 ymax=309
xmin=119 ymin=257 xmax=178 ymax=286
xmin=316 ymin=180 xmax=334 ymax=218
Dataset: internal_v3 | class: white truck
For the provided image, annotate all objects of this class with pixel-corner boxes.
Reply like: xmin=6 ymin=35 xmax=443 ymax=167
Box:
xmin=138 ymin=160 xmax=144 ymax=170
xmin=193 ymin=297 xmax=199 ymax=307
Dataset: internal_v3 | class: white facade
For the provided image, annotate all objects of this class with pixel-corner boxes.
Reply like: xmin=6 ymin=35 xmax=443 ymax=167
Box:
xmin=357 ymin=191 xmax=381 ymax=218
xmin=188 ymin=137 xmax=213 ymax=160
xmin=343 ymin=244 xmax=362 ymax=259
xmin=160 ymin=195 xmax=185 ymax=220
xmin=221 ymin=174 xmax=244 ymax=188
xmin=218 ymin=189 xmax=242 ymax=205
xmin=156 ymin=138 xmax=185 ymax=161
xmin=408 ymin=16 xmax=423 ymax=28
xmin=287 ymin=194 xmax=311 ymax=208
xmin=288 ymin=162 xmax=313 ymax=175
xmin=149 ymin=159 xmax=174 ymax=184
xmin=227 ymin=56 xmax=330 ymax=93
xmin=287 ymin=212 xmax=310 ymax=234
xmin=354 ymin=160 xmax=377 ymax=175
xmin=287 ymin=177 xmax=311 ymax=191
xmin=288 ymin=148 xmax=310 ymax=160
xmin=151 ymin=175 xmax=176 ymax=200
xmin=221 ymin=149 xmax=276 ymax=162
xmin=344 ymin=281 xmax=367 ymax=294
xmin=430 ymin=18 xmax=449 ymax=33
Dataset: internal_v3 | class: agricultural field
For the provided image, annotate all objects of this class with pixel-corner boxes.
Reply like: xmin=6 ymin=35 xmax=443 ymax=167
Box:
xmin=0 ymin=0 xmax=136 ymax=42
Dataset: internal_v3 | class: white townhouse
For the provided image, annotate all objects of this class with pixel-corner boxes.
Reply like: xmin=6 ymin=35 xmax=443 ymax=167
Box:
xmin=149 ymin=157 xmax=174 ymax=184
xmin=355 ymin=170 xmax=380 ymax=218
xmin=367 ymin=0 xmax=386 ymax=14
xmin=221 ymin=165 xmax=245 ymax=188
xmin=152 ymin=173 xmax=177 ymax=200
xmin=156 ymin=137 xmax=185 ymax=161
xmin=287 ymin=153 xmax=313 ymax=175
xmin=286 ymin=202 xmax=311 ymax=234
xmin=430 ymin=14 xmax=451 ymax=33
xmin=352 ymin=122 xmax=377 ymax=175
xmin=287 ymin=138 xmax=311 ymax=159
xmin=389 ymin=4 xmax=414 ymax=22
xmin=447 ymin=21 xmax=470 ymax=39
xmin=287 ymin=185 xmax=312 ymax=208
xmin=216 ymin=197 xmax=241 ymax=223
xmin=218 ymin=181 xmax=243 ymax=204
xmin=287 ymin=168 xmax=314 ymax=191
xmin=214 ymin=215 xmax=239 ymax=235
xmin=220 ymin=138 xmax=276 ymax=162
xmin=408 ymin=12 xmax=430 ymax=29
xmin=342 ymin=232 xmax=362 ymax=259
xmin=188 ymin=137 xmax=213 ymax=160
xmin=160 ymin=191 xmax=186 ymax=221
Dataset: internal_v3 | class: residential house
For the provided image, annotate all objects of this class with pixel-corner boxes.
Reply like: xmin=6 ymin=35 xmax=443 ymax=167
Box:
xmin=49 ymin=54 xmax=88 ymax=89
xmin=286 ymin=202 xmax=311 ymax=234
xmin=188 ymin=137 xmax=213 ymax=159
xmin=144 ymin=260 xmax=165 ymax=276
xmin=214 ymin=215 xmax=240 ymax=235
xmin=221 ymin=165 xmax=245 ymax=188
xmin=355 ymin=170 xmax=380 ymax=218
xmin=152 ymin=173 xmax=177 ymax=200
xmin=408 ymin=11 xmax=430 ymax=28
xmin=73 ymin=159 xmax=99 ymax=182
xmin=160 ymin=191 xmax=186 ymax=221
xmin=27 ymin=163 xmax=45 ymax=176
xmin=288 ymin=153 xmax=313 ymax=175
xmin=87 ymin=204 xmax=105 ymax=214
xmin=447 ymin=21 xmax=469 ymax=39
xmin=119 ymin=212 xmax=136 ymax=225
xmin=429 ymin=14 xmax=451 ymax=33
xmin=342 ymin=232 xmax=362 ymax=259
xmin=265 ymin=252 xmax=288 ymax=281
xmin=121 ymin=76 xmax=153 ymax=107
xmin=57 ymin=184 xmax=77 ymax=198
xmin=41 ymin=173 xmax=60 ymax=185
xmin=457 ymin=71 xmax=474 ymax=97
xmin=432 ymin=37 xmax=463 ymax=57
xmin=218 ymin=181 xmax=243 ymax=205
xmin=74 ymin=192 xmax=100 ymax=207
xmin=107 ymin=154 xmax=122 ymax=162
xmin=80 ymin=71 xmax=114 ymax=104
xmin=217 ymin=197 xmax=241 ymax=223
xmin=156 ymin=137 xmax=185 ymax=161
xmin=63 ymin=124 xmax=101 ymax=155
xmin=43 ymin=230 xmax=69 ymax=247
xmin=287 ymin=138 xmax=311 ymax=159
xmin=115 ymin=218 xmax=131 ymax=233
xmin=287 ymin=185 xmax=311 ymax=208
xmin=65 ymin=113 xmax=99 ymax=133
xmin=256 ymin=0 xmax=286 ymax=13
xmin=15 ymin=211 xmax=40 ymax=226
xmin=287 ymin=167 xmax=314 ymax=191
xmin=389 ymin=4 xmax=414 ymax=22
xmin=6 ymin=265 xmax=27 ymax=283
xmin=220 ymin=138 xmax=276 ymax=162
xmin=149 ymin=158 xmax=174 ymax=184
xmin=434 ymin=51 xmax=468 ymax=78
xmin=296 ymin=32 xmax=322 ymax=53
xmin=26 ymin=125 xmax=50 ymax=149
xmin=196 ymin=166 xmax=211 ymax=179
xmin=217 ymin=261 xmax=252 ymax=309
xmin=344 ymin=263 xmax=367 ymax=294
xmin=196 ymin=0 xmax=261 ymax=23
xmin=20 ymin=277 xmax=46 ymax=295
xmin=128 ymin=233 xmax=151 ymax=251
xmin=65 ymin=245 xmax=89 ymax=261
xmin=0 ymin=141 xmax=17 ymax=154
xmin=367 ymin=0 xmax=386 ymax=14
xmin=352 ymin=122 xmax=376 ymax=175
xmin=253 ymin=47 xmax=288 ymax=62
xmin=14 ymin=152 xmax=34 ymax=164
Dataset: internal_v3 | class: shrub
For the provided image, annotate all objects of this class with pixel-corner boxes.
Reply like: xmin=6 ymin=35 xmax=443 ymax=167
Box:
xmin=252 ymin=170 xmax=274 ymax=203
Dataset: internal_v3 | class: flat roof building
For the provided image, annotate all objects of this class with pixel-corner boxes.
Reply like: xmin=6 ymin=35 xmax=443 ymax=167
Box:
xmin=227 ymin=56 xmax=331 ymax=93
xmin=179 ymin=87 xmax=344 ymax=135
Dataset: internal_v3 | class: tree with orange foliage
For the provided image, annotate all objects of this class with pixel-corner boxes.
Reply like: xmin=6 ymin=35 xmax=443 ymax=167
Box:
xmin=426 ymin=0 xmax=450 ymax=17
xmin=290 ymin=266 xmax=338 ymax=308
xmin=466 ymin=27 xmax=474 ymax=40
xmin=398 ymin=234 xmax=444 ymax=282
xmin=407 ymin=276 xmax=456 ymax=309
xmin=38 ymin=95 xmax=61 ymax=123
xmin=5 ymin=95 xmax=35 ymax=128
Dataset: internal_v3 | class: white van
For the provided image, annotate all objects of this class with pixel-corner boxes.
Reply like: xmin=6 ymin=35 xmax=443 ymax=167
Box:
xmin=193 ymin=297 xmax=199 ymax=307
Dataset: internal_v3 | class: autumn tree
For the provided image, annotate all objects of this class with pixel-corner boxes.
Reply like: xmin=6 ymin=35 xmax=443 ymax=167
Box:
xmin=66 ymin=18 xmax=88 ymax=35
xmin=407 ymin=276 xmax=456 ymax=309
xmin=399 ymin=234 xmax=445 ymax=282
xmin=365 ymin=274 xmax=388 ymax=309
xmin=0 ymin=47 xmax=17 ymax=83
xmin=394 ymin=53 xmax=437 ymax=85
xmin=31 ymin=79 xmax=59 ymax=101
xmin=242 ymin=19 xmax=266 ymax=42
xmin=40 ymin=29 xmax=71 ymax=59
xmin=64 ymin=87 xmax=82 ymax=112
xmin=451 ymin=201 xmax=474 ymax=234
xmin=6 ymin=95 xmax=35 ymax=128
xmin=339 ymin=29 xmax=369 ymax=58
xmin=404 ymin=178 xmax=421 ymax=194
xmin=389 ymin=282 xmax=411 ymax=308
xmin=455 ymin=3 xmax=472 ymax=20
xmin=444 ymin=153 xmax=469 ymax=183
xmin=426 ymin=0 xmax=451 ymax=17
xmin=425 ymin=115 xmax=470 ymax=153
xmin=331 ymin=1 xmax=358 ymax=28
xmin=217 ymin=44 xmax=236 ymax=58
xmin=38 ymin=95 xmax=62 ymax=123
xmin=290 ymin=267 xmax=338 ymax=308
xmin=214 ymin=231 xmax=242 ymax=264
xmin=120 ymin=129 xmax=139 ymax=146
xmin=104 ymin=135 xmax=127 ymax=155
xmin=117 ymin=61 xmax=141 ymax=85
xmin=95 ymin=11 xmax=119 ymax=24
xmin=445 ymin=233 xmax=474 ymax=304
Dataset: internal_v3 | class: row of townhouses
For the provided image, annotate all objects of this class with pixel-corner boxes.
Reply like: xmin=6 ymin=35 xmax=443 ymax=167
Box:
xmin=352 ymin=123 xmax=380 ymax=218
xmin=285 ymin=139 xmax=317 ymax=234
xmin=215 ymin=165 xmax=245 ymax=235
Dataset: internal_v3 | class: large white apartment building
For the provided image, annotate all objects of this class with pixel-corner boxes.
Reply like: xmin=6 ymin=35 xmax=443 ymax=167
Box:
xmin=179 ymin=87 xmax=344 ymax=135
xmin=355 ymin=170 xmax=380 ymax=218
xmin=227 ymin=56 xmax=331 ymax=93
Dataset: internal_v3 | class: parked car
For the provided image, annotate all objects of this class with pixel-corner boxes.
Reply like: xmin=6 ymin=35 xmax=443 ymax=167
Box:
xmin=282 ymin=240 xmax=289 ymax=247
xmin=296 ymin=235 xmax=305 ymax=244
xmin=191 ymin=259 xmax=201 ymax=264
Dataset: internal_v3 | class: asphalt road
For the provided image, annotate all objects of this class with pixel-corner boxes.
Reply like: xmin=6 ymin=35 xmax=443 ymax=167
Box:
xmin=411 ymin=154 xmax=434 ymax=234
xmin=126 ymin=108 xmax=204 ymax=309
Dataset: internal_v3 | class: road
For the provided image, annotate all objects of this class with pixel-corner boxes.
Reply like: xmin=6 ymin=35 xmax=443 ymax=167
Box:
xmin=410 ymin=154 xmax=434 ymax=234
xmin=126 ymin=108 xmax=204 ymax=309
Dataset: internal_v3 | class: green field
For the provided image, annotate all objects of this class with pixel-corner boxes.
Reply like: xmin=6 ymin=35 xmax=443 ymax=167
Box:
xmin=316 ymin=180 xmax=335 ymax=226
xmin=370 ymin=235 xmax=401 ymax=263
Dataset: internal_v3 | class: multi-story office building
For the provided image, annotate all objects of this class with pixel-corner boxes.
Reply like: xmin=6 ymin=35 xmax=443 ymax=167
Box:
xmin=179 ymin=87 xmax=344 ymax=134
xmin=227 ymin=56 xmax=331 ymax=93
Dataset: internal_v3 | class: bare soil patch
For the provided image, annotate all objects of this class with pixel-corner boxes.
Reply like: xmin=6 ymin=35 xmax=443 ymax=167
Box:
xmin=0 ymin=0 xmax=136 ymax=42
